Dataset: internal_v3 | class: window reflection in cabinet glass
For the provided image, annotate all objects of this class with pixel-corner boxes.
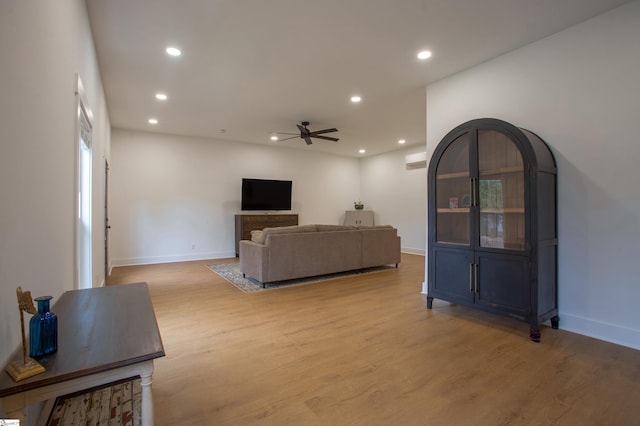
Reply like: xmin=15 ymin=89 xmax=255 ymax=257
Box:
xmin=478 ymin=130 xmax=525 ymax=250
xmin=436 ymin=133 xmax=469 ymax=245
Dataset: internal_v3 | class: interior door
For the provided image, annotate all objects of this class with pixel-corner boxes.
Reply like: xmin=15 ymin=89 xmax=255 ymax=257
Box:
xmin=104 ymin=160 xmax=110 ymax=279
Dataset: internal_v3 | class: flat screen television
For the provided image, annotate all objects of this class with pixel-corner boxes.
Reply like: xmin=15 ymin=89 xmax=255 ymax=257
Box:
xmin=241 ymin=178 xmax=292 ymax=211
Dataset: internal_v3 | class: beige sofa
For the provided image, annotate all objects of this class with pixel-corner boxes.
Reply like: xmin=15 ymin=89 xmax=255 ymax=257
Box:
xmin=239 ymin=224 xmax=401 ymax=287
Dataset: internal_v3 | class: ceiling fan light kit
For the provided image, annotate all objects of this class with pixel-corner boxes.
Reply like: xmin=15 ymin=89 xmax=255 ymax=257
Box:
xmin=277 ymin=121 xmax=339 ymax=145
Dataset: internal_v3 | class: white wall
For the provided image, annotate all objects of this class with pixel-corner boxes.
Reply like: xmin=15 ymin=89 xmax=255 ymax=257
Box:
xmin=110 ymin=130 xmax=428 ymax=266
xmin=360 ymin=147 xmax=427 ymax=255
xmin=0 ymin=0 xmax=110 ymax=366
xmin=110 ymin=129 xmax=362 ymax=265
xmin=426 ymin=1 xmax=640 ymax=349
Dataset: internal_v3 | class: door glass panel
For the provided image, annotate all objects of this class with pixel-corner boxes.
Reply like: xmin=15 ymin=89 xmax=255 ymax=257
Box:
xmin=436 ymin=133 xmax=469 ymax=245
xmin=478 ymin=130 xmax=525 ymax=250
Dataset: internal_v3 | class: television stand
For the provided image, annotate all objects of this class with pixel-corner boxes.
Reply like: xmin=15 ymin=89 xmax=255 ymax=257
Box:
xmin=235 ymin=213 xmax=298 ymax=256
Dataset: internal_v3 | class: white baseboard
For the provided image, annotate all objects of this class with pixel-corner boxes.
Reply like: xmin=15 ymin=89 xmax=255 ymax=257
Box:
xmin=401 ymin=247 xmax=425 ymax=256
xmin=111 ymin=251 xmax=236 ymax=267
xmin=558 ymin=312 xmax=640 ymax=350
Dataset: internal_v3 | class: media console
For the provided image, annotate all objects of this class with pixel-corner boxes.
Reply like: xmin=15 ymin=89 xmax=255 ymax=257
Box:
xmin=234 ymin=214 xmax=298 ymax=256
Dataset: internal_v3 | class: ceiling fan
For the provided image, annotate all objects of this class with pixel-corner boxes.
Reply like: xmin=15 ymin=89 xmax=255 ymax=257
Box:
xmin=276 ymin=121 xmax=339 ymax=145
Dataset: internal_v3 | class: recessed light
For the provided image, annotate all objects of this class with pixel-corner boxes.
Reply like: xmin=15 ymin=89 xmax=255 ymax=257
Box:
xmin=350 ymin=95 xmax=362 ymax=103
xmin=398 ymin=139 xmax=406 ymax=144
xmin=417 ymin=50 xmax=432 ymax=60
xmin=359 ymin=149 xmax=366 ymax=154
xmin=155 ymin=93 xmax=168 ymax=101
xmin=166 ymin=47 xmax=181 ymax=57
xmin=148 ymin=118 xmax=158 ymax=125
xmin=270 ymin=135 xmax=279 ymax=141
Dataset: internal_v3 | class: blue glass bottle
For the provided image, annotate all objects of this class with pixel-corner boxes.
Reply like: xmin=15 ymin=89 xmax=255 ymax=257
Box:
xmin=29 ymin=296 xmax=58 ymax=358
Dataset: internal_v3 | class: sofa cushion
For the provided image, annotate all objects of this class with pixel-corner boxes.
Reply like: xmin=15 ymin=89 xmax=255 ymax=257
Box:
xmin=250 ymin=230 xmax=265 ymax=243
xmin=252 ymin=224 xmax=317 ymax=244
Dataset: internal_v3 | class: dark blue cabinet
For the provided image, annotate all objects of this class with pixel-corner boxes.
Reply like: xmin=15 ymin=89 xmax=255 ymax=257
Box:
xmin=427 ymin=118 xmax=558 ymax=341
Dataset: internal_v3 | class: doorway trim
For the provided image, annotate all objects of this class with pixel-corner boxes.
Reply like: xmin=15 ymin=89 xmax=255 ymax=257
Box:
xmin=74 ymin=75 xmax=94 ymax=290
xmin=105 ymin=159 xmax=111 ymax=280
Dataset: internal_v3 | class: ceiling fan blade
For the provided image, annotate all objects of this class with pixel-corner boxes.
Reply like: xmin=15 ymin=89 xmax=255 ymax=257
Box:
xmin=296 ymin=124 xmax=308 ymax=135
xmin=277 ymin=135 xmax=299 ymax=141
xmin=277 ymin=132 xmax=299 ymax=135
xmin=312 ymin=135 xmax=339 ymax=142
xmin=309 ymin=128 xmax=338 ymax=135
xmin=303 ymin=136 xmax=313 ymax=145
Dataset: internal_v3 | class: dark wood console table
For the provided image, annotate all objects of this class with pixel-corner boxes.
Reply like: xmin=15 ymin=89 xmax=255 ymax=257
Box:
xmin=235 ymin=213 xmax=298 ymax=256
xmin=0 ymin=282 xmax=165 ymax=426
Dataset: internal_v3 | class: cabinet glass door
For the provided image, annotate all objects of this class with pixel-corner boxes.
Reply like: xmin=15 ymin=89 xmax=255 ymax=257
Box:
xmin=435 ymin=133 xmax=470 ymax=245
xmin=478 ymin=130 xmax=525 ymax=250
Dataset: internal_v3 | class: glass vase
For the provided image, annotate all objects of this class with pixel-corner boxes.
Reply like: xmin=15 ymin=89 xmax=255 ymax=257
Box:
xmin=29 ymin=295 xmax=58 ymax=358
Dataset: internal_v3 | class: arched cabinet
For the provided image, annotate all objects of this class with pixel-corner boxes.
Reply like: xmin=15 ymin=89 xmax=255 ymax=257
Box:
xmin=426 ymin=118 xmax=558 ymax=341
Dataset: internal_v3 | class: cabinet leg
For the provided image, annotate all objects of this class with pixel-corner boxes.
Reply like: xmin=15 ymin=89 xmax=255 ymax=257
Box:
xmin=426 ymin=296 xmax=433 ymax=309
xmin=529 ymin=328 xmax=541 ymax=343
xmin=551 ymin=316 xmax=560 ymax=329
xmin=140 ymin=369 xmax=155 ymax=426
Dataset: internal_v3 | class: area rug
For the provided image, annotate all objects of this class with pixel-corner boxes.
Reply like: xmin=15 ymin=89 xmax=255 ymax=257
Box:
xmin=206 ymin=262 xmax=396 ymax=293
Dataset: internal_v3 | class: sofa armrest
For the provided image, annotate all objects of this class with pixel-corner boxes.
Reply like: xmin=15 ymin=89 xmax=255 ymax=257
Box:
xmin=239 ymin=240 xmax=270 ymax=283
xmin=361 ymin=229 xmax=401 ymax=268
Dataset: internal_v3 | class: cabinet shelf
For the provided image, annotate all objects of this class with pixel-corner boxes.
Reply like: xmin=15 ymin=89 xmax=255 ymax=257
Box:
xmin=480 ymin=208 xmax=524 ymax=214
xmin=438 ymin=208 xmax=524 ymax=214
xmin=479 ymin=166 xmax=524 ymax=176
xmin=437 ymin=208 xmax=470 ymax=213
xmin=436 ymin=171 xmax=469 ymax=180
xmin=438 ymin=166 xmax=525 ymax=180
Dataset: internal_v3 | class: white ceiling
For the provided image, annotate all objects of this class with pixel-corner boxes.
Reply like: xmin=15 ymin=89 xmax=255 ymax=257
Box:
xmin=86 ymin=0 xmax=629 ymax=157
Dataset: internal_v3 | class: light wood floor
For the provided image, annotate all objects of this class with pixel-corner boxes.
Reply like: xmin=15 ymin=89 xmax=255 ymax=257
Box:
xmin=107 ymin=254 xmax=640 ymax=425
